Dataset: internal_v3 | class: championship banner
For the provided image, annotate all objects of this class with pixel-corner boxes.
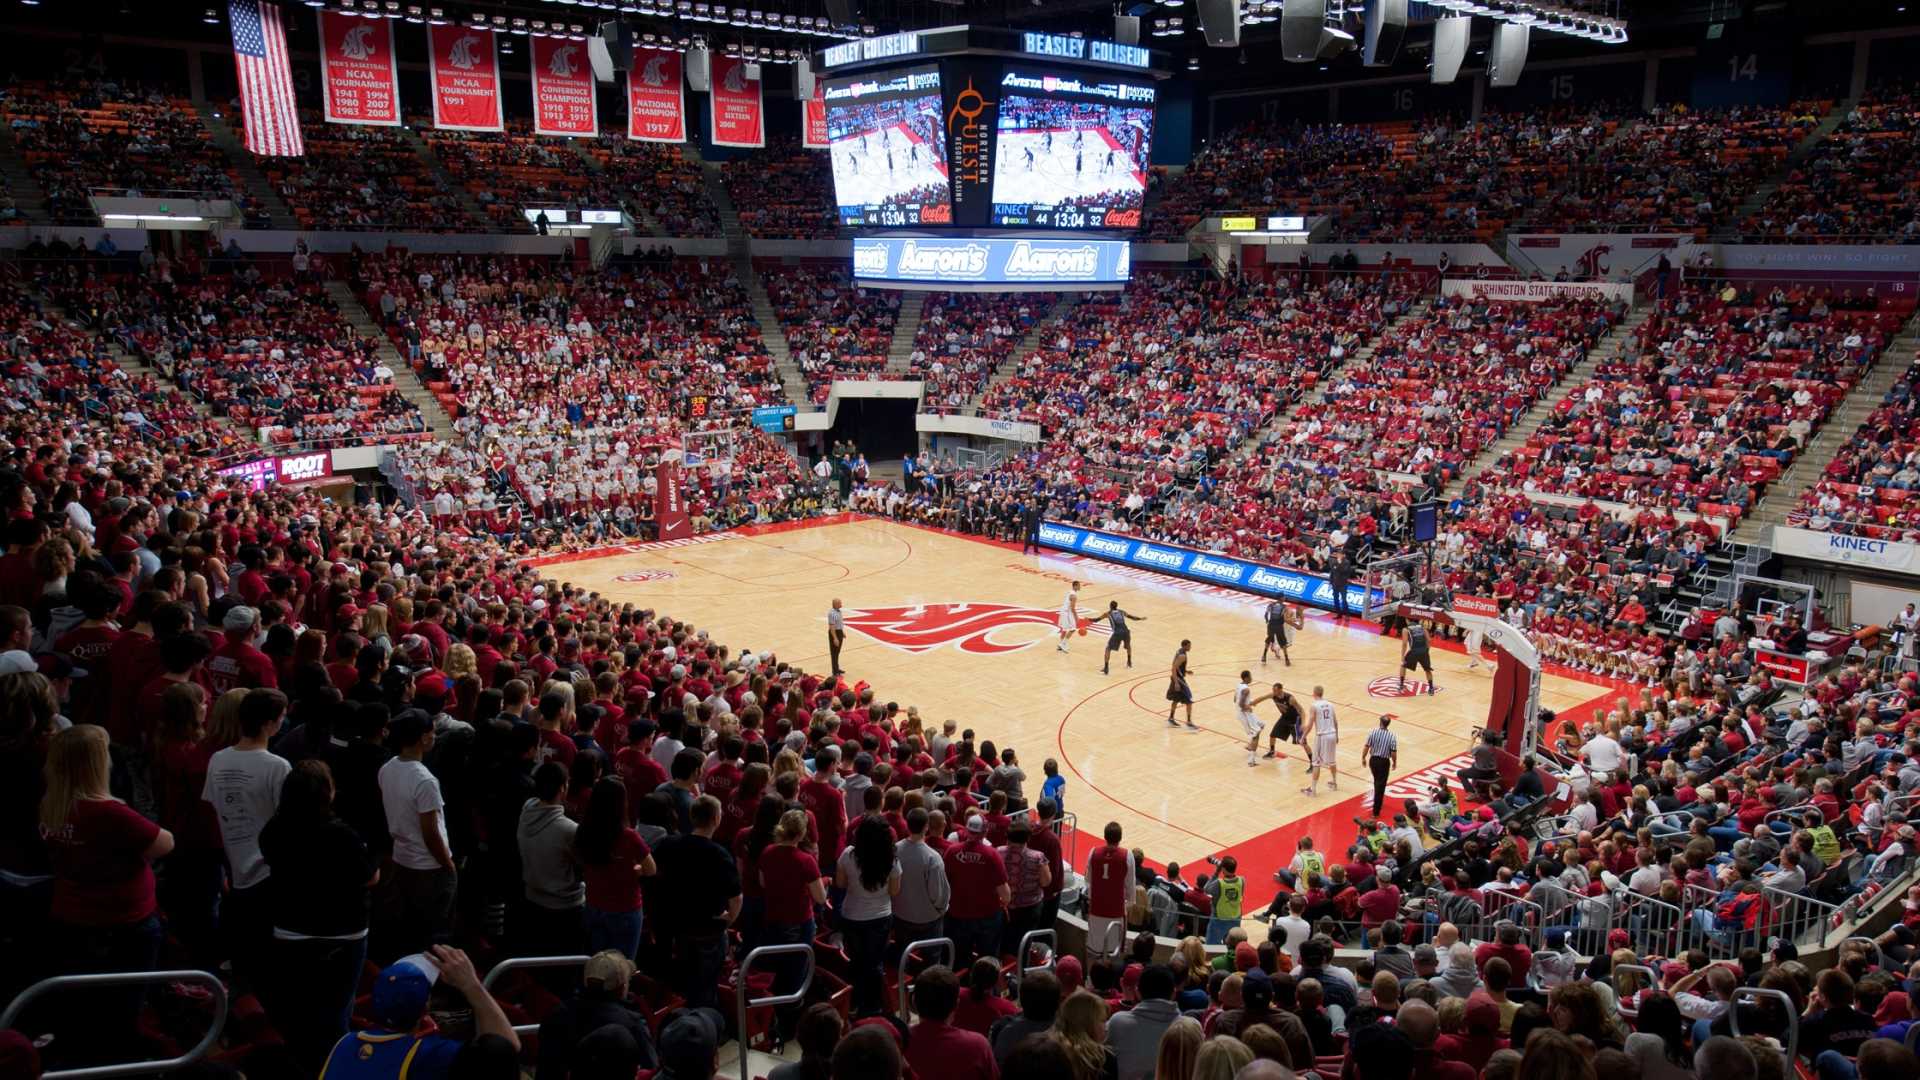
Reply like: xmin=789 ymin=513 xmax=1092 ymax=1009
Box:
xmin=655 ymin=459 xmax=690 ymax=541
xmin=531 ymin=35 xmax=597 ymax=138
xmin=427 ymin=23 xmax=503 ymax=132
xmin=802 ymin=80 xmax=828 ymax=148
xmin=626 ymin=48 xmax=686 ymax=143
xmin=317 ymin=11 xmax=401 ymax=126
xmin=709 ymin=55 xmax=764 ymax=148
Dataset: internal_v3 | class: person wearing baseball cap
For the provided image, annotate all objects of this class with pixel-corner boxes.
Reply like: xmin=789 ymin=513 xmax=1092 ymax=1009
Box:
xmin=533 ymin=951 xmax=657 ymax=1078
xmin=320 ymin=946 xmax=518 ymax=1080
xmin=206 ymin=604 xmax=277 ymax=695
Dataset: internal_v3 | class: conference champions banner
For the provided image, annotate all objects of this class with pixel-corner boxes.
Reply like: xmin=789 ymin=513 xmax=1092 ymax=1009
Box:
xmin=531 ymin=35 xmax=597 ymax=137
xmin=626 ymin=48 xmax=686 ymax=142
xmin=709 ymin=55 xmax=764 ymax=148
xmin=317 ymin=10 xmax=401 ymax=126
xmin=427 ymin=23 xmax=504 ymax=132
xmin=802 ymin=80 xmax=828 ymax=149
xmin=1036 ymin=522 xmax=1376 ymax=614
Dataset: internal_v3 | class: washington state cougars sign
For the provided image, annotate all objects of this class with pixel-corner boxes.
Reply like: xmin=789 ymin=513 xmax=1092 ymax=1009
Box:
xmin=840 ymin=603 xmax=1111 ymax=655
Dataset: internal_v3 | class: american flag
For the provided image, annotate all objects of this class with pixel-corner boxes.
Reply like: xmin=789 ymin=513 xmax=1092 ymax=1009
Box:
xmin=229 ymin=0 xmax=304 ymax=156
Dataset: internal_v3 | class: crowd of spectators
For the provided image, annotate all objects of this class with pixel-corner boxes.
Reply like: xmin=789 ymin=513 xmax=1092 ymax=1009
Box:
xmin=1794 ymin=335 xmax=1920 ymax=537
xmin=579 ymin=135 xmax=722 ymax=237
xmin=2 ymin=79 xmax=261 ymax=226
xmin=760 ymin=264 xmax=901 ymax=403
xmin=1740 ymin=86 xmax=1920 ymax=243
xmin=912 ymin=292 xmax=1039 ymax=413
xmin=417 ymin=122 xmax=625 ymax=232
xmin=257 ymin=112 xmax=477 ymax=232
xmin=722 ymin=138 xmax=839 ymax=239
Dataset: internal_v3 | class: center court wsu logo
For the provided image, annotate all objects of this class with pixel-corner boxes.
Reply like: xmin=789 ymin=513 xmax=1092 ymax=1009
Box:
xmin=842 ymin=603 xmax=1110 ymax=656
xmin=613 ymin=569 xmax=677 ymax=583
xmin=1367 ymin=676 xmax=1440 ymax=698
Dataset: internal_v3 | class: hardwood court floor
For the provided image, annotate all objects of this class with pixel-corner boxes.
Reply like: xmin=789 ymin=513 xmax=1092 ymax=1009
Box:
xmin=534 ymin=515 xmax=1618 ymax=910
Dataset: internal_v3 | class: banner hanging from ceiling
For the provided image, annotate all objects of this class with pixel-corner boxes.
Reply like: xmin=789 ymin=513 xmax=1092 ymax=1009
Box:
xmin=427 ymin=23 xmax=504 ymax=132
xmin=709 ymin=55 xmax=765 ymax=148
xmin=626 ymin=47 xmax=686 ymax=142
xmin=317 ymin=10 xmax=401 ymax=126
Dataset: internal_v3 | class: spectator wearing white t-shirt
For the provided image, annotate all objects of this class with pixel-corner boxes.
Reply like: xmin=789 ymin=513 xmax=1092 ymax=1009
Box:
xmin=202 ymin=688 xmax=291 ymax=983
xmin=377 ymin=710 xmax=455 ymax=956
xmin=1581 ymin=729 xmax=1624 ymax=780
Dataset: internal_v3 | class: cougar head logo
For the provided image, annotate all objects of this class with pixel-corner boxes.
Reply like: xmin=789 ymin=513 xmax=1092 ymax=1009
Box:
xmin=722 ymin=63 xmax=747 ymax=93
xmin=641 ymin=53 xmax=669 ymax=87
xmin=548 ymin=45 xmax=580 ymax=78
xmin=447 ymin=34 xmax=483 ymax=70
xmin=840 ymin=603 xmax=1108 ymax=656
xmin=340 ymin=25 xmax=376 ymax=62
xmin=1576 ymin=243 xmax=1612 ymax=277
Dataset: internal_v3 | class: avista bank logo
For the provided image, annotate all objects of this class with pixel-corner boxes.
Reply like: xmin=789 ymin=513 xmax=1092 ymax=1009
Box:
xmin=841 ymin=603 xmax=1110 ymax=655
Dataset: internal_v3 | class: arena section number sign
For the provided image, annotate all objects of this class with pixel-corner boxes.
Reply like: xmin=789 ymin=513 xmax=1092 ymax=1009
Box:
xmin=1035 ymin=522 xmax=1375 ymax=613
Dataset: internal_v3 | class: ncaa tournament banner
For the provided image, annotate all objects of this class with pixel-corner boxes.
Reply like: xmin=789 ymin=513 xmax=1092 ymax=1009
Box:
xmin=317 ymin=11 xmax=401 ymax=126
xmin=709 ymin=56 xmax=764 ymax=148
xmin=1441 ymin=278 xmax=1634 ymax=305
xmin=802 ymin=81 xmax=829 ymax=149
xmin=626 ymin=48 xmax=686 ymax=143
xmin=428 ymin=24 xmax=504 ymax=132
xmin=1036 ymin=522 xmax=1376 ymax=614
xmin=531 ymin=35 xmax=598 ymax=137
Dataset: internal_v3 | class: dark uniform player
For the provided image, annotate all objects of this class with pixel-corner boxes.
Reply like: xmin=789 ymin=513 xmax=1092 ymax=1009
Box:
xmin=1256 ymin=682 xmax=1303 ymax=760
xmin=1101 ymin=601 xmax=1146 ymax=675
xmin=1399 ymin=619 xmax=1436 ymax=695
xmin=1261 ymin=598 xmax=1301 ymax=666
xmin=1024 ymin=145 xmax=1037 ymax=171
xmin=1165 ymin=639 xmax=1195 ymax=729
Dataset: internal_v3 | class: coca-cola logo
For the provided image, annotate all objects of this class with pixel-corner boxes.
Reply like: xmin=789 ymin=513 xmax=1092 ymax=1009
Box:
xmin=841 ymin=603 xmax=1109 ymax=656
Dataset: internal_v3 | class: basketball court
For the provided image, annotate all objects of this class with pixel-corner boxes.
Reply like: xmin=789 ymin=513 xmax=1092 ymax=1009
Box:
xmin=530 ymin=514 xmax=1619 ymax=916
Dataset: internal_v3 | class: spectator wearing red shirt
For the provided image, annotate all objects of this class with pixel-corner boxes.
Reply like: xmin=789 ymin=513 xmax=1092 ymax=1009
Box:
xmin=798 ymin=745 xmax=847 ymax=863
xmin=51 ymin=572 xmax=120 ymax=730
xmin=205 ymin=605 xmax=278 ymax=696
xmin=1358 ymin=868 xmax=1403 ymax=930
xmin=906 ymin=965 xmax=998 ymax=1080
xmin=951 ymin=956 xmax=1019 ymax=1036
xmin=574 ymin=777 xmax=655 ymax=960
xmin=40 ymin=724 xmax=174 ymax=1054
xmin=1473 ymin=920 xmax=1533 ymax=984
xmin=1029 ymin=798 xmax=1066 ymax=930
xmin=758 ymin=809 xmax=826 ymax=1042
xmin=942 ymin=815 xmax=1010 ymax=966
xmin=613 ymin=720 xmax=668 ymax=808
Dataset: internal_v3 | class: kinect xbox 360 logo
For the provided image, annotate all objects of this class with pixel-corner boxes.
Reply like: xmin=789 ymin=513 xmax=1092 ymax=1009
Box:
xmin=897 ymin=239 xmax=990 ymax=278
xmin=1004 ymin=241 xmax=1100 ymax=279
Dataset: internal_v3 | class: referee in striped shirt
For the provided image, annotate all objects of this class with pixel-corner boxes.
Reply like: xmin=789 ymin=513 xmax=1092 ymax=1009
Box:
xmin=1364 ymin=715 xmax=1399 ymax=817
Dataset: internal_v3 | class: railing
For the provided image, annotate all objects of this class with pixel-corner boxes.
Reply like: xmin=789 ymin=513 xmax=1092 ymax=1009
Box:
xmin=1728 ymin=987 xmax=1798 ymax=1069
xmin=481 ymin=954 xmax=591 ymax=1036
xmin=0 ymin=970 xmax=228 ymax=1080
xmin=1616 ymin=890 xmax=1685 ymax=959
xmin=1763 ymin=884 xmax=1845 ymax=951
xmin=1012 ymin=929 xmax=1055 ymax=996
xmin=895 ymin=937 xmax=954 ymax=1023
xmin=733 ymin=944 xmax=815 ymax=1063
xmin=1611 ymin=963 xmax=1660 ymax=1022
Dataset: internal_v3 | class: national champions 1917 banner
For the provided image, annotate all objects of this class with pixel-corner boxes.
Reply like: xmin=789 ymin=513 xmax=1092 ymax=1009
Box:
xmin=709 ymin=55 xmax=764 ymax=148
xmin=427 ymin=23 xmax=504 ymax=132
xmin=626 ymin=48 xmax=686 ymax=143
xmin=317 ymin=10 xmax=400 ymax=126
xmin=530 ymin=34 xmax=597 ymax=137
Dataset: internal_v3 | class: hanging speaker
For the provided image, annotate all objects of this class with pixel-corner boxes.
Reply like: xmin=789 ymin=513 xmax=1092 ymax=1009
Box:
xmin=1114 ymin=14 xmax=1141 ymax=45
xmin=1195 ymin=0 xmax=1241 ymax=48
xmin=1363 ymin=0 xmax=1407 ymax=67
xmin=1431 ymin=15 xmax=1469 ymax=84
xmin=796 ymin=57 xmax=814 ymax=101
xmin=1488 ymin=22 xmax=1530 ymax=88
xmin=1316 ymin=26 xmax=1355 ymax=60
xmin=687 ymin=45 xmax=712 ymax=91
xmin=1280 ymin=0 xmax=1326 ymax=62
xmin=824 ymin=0 xmax=857 ymax=29
xmin=588 ymin=21 xmax=633 ymax=83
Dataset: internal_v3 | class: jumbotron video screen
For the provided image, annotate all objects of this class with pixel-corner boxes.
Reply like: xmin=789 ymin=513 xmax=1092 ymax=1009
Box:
xmin=989 ymin=70 xmax=1156 ymax=229
xmin=823 ymin=66 xmax=953 ymax=227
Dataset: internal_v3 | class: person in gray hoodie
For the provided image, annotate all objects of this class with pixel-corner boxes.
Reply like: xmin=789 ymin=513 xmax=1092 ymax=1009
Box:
xmin=518 ymin=761 xmax=587 ymax=956
xmin=1436 ymin=941 xmax=1482 ymax=998
xmin=1107 ymin=965 xmax=1182 ymax=1080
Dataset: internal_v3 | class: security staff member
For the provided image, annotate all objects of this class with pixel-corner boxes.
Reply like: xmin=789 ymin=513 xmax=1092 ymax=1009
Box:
xmin=1364 ymin=715 xmax=1399 ymax=818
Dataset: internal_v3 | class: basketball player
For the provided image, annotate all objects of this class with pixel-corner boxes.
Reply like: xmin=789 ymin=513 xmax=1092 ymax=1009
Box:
xmin=1165 ymin=639 xmax=1195 ymax=729
xmin=1056 ymin=580 xmax=1082 ymax=653
xmin=827 ymin=597 xmax=847 ymax=677
xmin=1101 ymin=601 xmax=1146 ymax=675
xmin=1023 ymin=145 xmax=1037 ymax=171
xmin=1301 ymin=686 xmax=1339 ymax=796
xmin=1463 ymin=615 xmax=1486 ymax=671
xmin=1399 ymin=618 xmax=1436 ymax=695
xmin=1235 ymin=671 xmax=1262 ymax=766
xmin=1255 ymin=681 xmax=1303 ymax=760
xmin=1260 ymin=597 xmax=1303 ymax=666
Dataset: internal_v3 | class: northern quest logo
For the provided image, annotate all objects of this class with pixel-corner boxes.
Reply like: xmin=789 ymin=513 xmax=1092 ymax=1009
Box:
xmin=946 ymin=78 xmax=992 ymax=191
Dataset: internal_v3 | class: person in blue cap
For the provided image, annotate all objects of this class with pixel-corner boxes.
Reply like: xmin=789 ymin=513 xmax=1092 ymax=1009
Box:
xmin=320 ymin=945 xmax=519 ymax=1080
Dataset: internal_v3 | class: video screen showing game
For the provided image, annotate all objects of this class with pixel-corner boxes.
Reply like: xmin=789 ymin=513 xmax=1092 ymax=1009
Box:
xmin=823 ymin=66 xmax=952 ymax=226
xmin=990 ymin=71 xmax=1156 ymax=229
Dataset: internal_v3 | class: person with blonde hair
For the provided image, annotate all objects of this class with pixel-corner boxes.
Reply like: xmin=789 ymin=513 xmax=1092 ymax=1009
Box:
xmin=40 ymin=725 xmax=175 ymax=1051
xmin=1154 ymin=1017 xmax=1204 ymax=1080
xmin=1192 ymin=1035 xmax=1255 ymax=1080
xmin=444 ymin=642 xmax=478 ymax=681
xmin=1051 ymin=988 xmax=1117 ymax=1080
xmin=205 ymin=687 xmax=251 ymax=751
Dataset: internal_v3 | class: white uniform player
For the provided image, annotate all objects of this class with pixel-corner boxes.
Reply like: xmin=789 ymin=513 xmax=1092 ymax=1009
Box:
xmin=1235 ymin=672 xmax=1262 ymax=766
xmin=1057 ymin=580 xmax=1082 ymax=653
xmin=1303 ymin=688 xmax=1340 ymax=796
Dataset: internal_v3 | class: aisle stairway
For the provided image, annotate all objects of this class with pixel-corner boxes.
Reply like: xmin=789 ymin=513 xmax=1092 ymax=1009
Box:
xmin=323 ymin=280 xmax=459 ymax=441
xmin=395 ymin=126 xmax=491 ymax=228
xmin=0 ymin=125 xmax=51 ymax=225
xmin=194 ymin=104 xmax=297 ymax=228
xmin=884 ymin=295 xmax=926 ymax=375
xmin=1718 ymin=99 xmax=1854 ymax=241
xmin=1437 ymin=303 xmax=1654 ymax=501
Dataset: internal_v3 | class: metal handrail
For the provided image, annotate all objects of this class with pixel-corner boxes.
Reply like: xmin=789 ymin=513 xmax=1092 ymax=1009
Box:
xmin=480 ymin=954 xmax=591 ymax=1036
xmin=1616 ymin=890 xmax=1685 ymax=959
xmin=1013 ymin=929 xmax=1056 ymax=996
xmin=1611 ymin=963 xmax=1659 ymax=1021
xmin=1839 ymin=935 xmax=1886 ymax=973
xmin=733 ymin=943 xmax=817 ymax=1060
xmin=0 ymin=970 xmax=228 ymax=1080
xmin=1728 ymin=986 xmax=1798 ymax=1066
xmin=895 ymin=937 xmax=955 ymax=1022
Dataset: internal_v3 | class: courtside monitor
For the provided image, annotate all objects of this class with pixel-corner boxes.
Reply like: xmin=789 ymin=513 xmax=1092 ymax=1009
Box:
xmin=824 ymin=66 xmax=953 ymax=226
xmin=990 ymin=70 xmax=1155 ymax=229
